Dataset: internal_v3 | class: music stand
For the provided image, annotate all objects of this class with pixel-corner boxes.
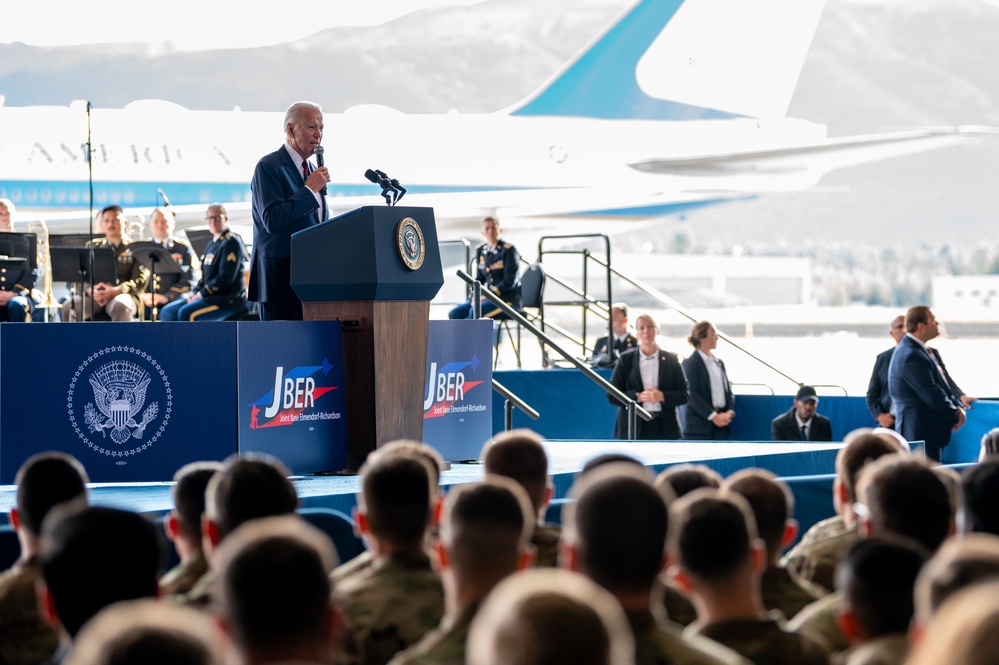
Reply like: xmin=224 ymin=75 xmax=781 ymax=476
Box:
xmin=50 ymin=246 xmax=117 ymax=322
xmin=184 ymin=230 xmax=212 ymax=261
xmin=130 ymin=241 xmax=186 ymax=321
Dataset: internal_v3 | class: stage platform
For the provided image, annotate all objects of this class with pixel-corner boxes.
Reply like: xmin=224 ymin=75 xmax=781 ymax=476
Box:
xmin=0 ymin=439 xmax=841 ymax=525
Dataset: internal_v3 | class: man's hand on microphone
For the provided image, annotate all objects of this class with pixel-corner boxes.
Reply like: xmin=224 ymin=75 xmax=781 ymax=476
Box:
xmin=306 ymin=167 xmax=330 ymax=194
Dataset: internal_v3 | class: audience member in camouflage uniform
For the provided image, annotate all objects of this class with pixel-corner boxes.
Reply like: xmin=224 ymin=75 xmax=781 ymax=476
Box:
xmin=906 ymin=578 xmax=999 ymax=665
xmin=912 ymin=534 xmax=999 ymax=639
xmin=723 ymin=469 xmax=825 ymax=620
xmin=334 ymin=453 xmax=444 ymax=665
xmin=668 ymin=489 xmax=830 ymax=665
xmin=159 ymin=461 xmax=223 ymax=596
xmin=63 ymin=599 xmax=222 ymax=665
xmin=331 ymin=441 xmax=446 ymax=586
xmin=791 ymin=454 xmax=951 ymax=656
xmin=482 ymin=429 xmax=561 ymax=567
xmin=834 ymin=536 xmax=927 ymax=665
xmin=0 ymin=452 xmax=88 ymax=665
xmin=175 ymin=453 xmax=298 ymax=609
xmin=563 ymin=464 xmax=751 ymax=665
xmin=467 ymin=568 xmax=636 ymax=665
xmin=39 ymin=506 xmax=160 ymax=660
xmin=388 ymin=477 xmax=534 ymax=665
xmin=782 ymin=430 xmax=902 ymax=592
xmin=214 ymin=516 xmax=339 ymax=665
xmin=960 ymin=460 xmax=999 ymax=536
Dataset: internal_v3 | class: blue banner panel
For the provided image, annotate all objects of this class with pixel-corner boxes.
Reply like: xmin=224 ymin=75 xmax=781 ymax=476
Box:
xmin=423 ymin=320 xmax=492 ymax=461
xmin=0 ymin=323 xmax=238 ymax=484
xmin=236 ymin=322 xmax=348 ymax=473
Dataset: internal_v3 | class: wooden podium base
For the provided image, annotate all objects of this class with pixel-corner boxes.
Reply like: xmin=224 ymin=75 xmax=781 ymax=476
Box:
xmin=303 ymin=300 xmax=429 ymax=472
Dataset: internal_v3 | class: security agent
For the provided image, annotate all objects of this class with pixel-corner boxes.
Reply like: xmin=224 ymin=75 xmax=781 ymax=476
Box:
xmin=771 ymin=385 xmax=832 ymax=441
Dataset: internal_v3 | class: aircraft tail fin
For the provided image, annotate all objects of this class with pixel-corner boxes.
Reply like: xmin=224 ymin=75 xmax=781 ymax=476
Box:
xmin=509 ymin=0 xmax=826 ymax=120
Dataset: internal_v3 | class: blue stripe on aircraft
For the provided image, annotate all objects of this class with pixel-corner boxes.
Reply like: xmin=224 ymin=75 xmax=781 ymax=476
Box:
xmin=511 ymin=0 xmax=739 ymax=120
xmin=0 ymin=181 xmax=524 ymax=210
xmin=564 ymin=195 xmax=756 ymax=218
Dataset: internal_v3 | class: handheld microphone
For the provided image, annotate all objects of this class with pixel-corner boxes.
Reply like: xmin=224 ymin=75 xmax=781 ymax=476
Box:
xmin=313 ymin=146 xmax=328 ymax=196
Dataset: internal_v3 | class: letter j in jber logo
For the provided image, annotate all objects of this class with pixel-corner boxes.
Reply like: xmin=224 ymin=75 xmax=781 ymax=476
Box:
xmin=248 ymin=359 xmax=339 ymax=429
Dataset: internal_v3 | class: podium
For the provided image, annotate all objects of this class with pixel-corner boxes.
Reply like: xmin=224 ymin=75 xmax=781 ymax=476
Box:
xmin=291 ymin=206 xmax=444 ymax=471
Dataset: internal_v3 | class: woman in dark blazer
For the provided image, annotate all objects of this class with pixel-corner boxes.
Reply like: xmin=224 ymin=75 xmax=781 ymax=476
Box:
xmin=680 ymin=321 xmax=735 ymax=440
xmin=608 ymin=313 xmax=689 ymax=439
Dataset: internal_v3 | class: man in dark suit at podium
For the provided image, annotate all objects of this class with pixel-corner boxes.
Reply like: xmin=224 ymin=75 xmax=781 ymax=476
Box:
xmin=771 ymin=386 xmax=832 ymax=441
xmin=248 ymin=101 xmax=330 ymax=321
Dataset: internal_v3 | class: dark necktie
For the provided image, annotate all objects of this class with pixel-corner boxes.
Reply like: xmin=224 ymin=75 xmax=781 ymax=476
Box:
xmin=302 ymin=159 xmax=309 ymax=181
xmin=800 ymin=425 xmax=808 ymax=441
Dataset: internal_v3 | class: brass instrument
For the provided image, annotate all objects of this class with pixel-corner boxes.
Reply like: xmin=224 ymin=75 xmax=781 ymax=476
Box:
xmin=28 ymin=219 xmax=59 ymax=318
xmin=126 ymin=215 xmax=145 ymax=242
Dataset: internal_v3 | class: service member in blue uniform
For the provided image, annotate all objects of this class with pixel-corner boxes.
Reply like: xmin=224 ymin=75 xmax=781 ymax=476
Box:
xmin=591 ymin=302 xmax=638 ymax=367
xmin=141 ymin=206 xmax=197 ymax=320
xmin=0 ymin=198 xmax=36 ymax=322
xmin=160 ymin=204 xmax=248 ymax=322
xmin=449 ymin=216 xmax=522 ymax=319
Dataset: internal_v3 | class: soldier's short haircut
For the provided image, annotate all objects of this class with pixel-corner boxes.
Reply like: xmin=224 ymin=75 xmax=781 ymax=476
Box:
xmin=215 ymin=516 xmax=336 ymax=657
xmin=580 ymin=453 xmax=646 ymax=477
xmin=670 ymin=489 xmax=757 ymax=581
xmin=567 ymin=466 xmax=669 ymax=593
xmin=65 ymin=599 xmax=221 ymax=665
xmin=857 ymin=456 xmax=951 ymax=552
xmin=441 ymin=477 xmax=532 ymax=578
xmin=467 ymin=569 xmax=634 ymax=665
xmin=724 ymin=469 xmax=794 ymax=559
xmin=40 ymin=506 xmax=160 ymax=637
xmin=359 ymin=453 xmax=433 ymax=546
xmin=836 ymin=535 xmax=928 ymax=638
xmin=171 ymin=461 xmax=223 ymax=541
xmin=962 ymin=460 xmax=999 ymax=536
xmin=205 ymin=454 xmax=298 ymax=541
xmin=482 ymin=430 xmax=550 ymax=514
xmin=915 ymin=534 xmax=999 ymax=621
xmin=14 ymin=452 xmax=89 ymax=535
xmin=836 ymin=430 xmax=900 ymax=503
xmin=656 ymin=464 xmax=722 ymax=499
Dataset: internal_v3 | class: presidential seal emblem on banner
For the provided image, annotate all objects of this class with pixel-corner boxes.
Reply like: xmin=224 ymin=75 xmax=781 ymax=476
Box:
xmin=396 ymin=217 xmax=425 ymax=270
xmin=67 ymin=346 xmax=172 ymax=458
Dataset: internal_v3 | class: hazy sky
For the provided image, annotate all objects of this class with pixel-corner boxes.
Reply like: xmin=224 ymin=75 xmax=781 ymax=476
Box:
xmin=1 ymin=0 xmax=487 ymax=51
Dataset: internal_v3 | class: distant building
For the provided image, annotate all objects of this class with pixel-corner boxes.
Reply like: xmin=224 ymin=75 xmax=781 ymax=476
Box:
xmin=614 ymin=253 xmax=812 ymax=307
xmin=933 ymin=275 xmax=999 ymax=317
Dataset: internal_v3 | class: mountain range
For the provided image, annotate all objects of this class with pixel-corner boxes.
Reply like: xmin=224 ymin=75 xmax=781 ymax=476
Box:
xmin=1 ymin=0 xmax=997 ymax=249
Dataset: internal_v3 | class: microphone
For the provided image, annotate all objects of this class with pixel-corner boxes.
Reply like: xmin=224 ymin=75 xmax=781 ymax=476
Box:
xmin=365 ymin=168 xmax=397 ymax=205
xmin=313 ymin=146 xmax=328 ymax=196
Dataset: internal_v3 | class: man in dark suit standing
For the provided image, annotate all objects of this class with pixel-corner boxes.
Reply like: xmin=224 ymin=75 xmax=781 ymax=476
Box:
xmin=770 ymin=386 xmax=832 ymax=441
xmin=866 ymin=315 xmax=906 ymax=428
xmin=590 ymin=302 xmax=638 ymax=367
xmin=888 ymin=305 xmax=966 ymax=461
xmin=248 ymin=101 xmax=330 ymax=321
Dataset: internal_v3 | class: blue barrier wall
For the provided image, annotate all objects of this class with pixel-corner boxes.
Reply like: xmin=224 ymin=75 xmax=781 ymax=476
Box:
xmin=492 ymin=369 xmax=996 ymax=463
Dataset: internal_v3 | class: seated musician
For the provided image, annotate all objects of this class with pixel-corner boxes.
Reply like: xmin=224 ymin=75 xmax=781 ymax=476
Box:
xmin=0 ymin=198 xmax=35 ymax=322
xmin=141 ymin=206 xmax=197 ymax=320
xmin=60 ymin=205 xmax=149 ymax=322
xmin=160 ymin=203 xmax=248 ymax=322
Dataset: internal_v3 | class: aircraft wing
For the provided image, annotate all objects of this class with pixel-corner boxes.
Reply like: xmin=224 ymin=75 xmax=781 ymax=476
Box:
xmin=628 ymin=126 xmax=998 ymax=176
